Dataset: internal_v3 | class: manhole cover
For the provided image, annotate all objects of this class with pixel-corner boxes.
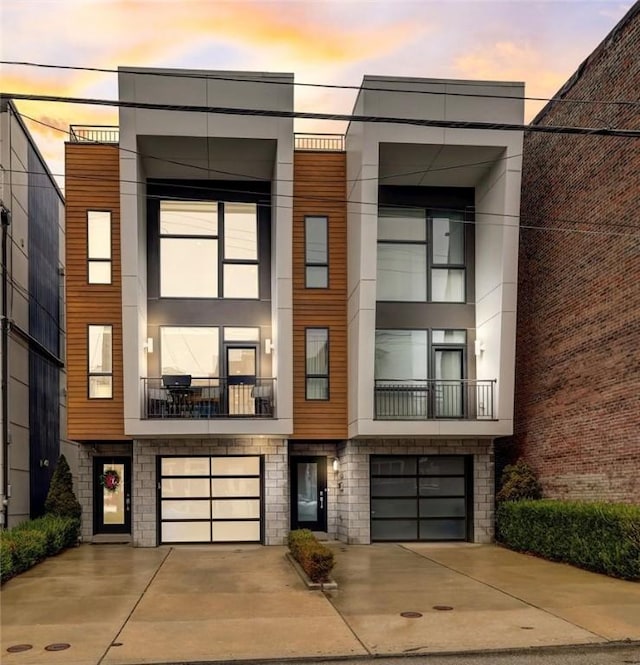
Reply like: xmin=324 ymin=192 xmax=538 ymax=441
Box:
xmin=7 ymin=644 xmax=33 ymax=653
xmin=44 ymin=643 xmax=71 ymax=652
xmin=400 ymin=611 xmax=423 ymax=618
xmin=521 ymin=626 xmax=534 ymax=630
xmin=432 ymin=605 xmax=454 ymax=611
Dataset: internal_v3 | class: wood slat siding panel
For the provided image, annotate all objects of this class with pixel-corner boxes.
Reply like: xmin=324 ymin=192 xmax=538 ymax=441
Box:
xmin=292 ymin=152 xmax=348 ymax=439
xmin=65 ymin=144 xmax=126 ymax=440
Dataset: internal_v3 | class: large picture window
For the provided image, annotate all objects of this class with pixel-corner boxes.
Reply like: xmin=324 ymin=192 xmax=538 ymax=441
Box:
xmin=376 ymin=207 xmax=466 ymax=303
xmin=87 ymin=211 xmax=112 ymax=284
xmin=160 ymin=327 xmax=219 ymax=381
xmin=159 ymin=200 xmax=259 ymax=299
xmin=88 ymin=324 xmax=113 ymax=398
xmin=306 ymin=328 xmax=329 ymax=400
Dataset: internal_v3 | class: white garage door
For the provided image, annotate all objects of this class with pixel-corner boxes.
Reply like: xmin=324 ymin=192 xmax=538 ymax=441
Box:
xmin=159 ymin=456 xmax=262 ymax=544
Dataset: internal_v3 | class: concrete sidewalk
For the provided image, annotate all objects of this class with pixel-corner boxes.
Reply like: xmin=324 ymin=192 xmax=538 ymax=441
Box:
xmin=1 ymin=543 xmax=638 ymax=665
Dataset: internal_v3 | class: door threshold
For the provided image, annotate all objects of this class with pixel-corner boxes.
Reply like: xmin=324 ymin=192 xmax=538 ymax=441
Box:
xmin=91 ymin=534 xmax=132 ymax=544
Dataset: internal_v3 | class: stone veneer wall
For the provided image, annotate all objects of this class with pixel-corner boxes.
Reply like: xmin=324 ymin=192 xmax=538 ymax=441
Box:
xmin=336 ymin=439 xmax=494 ymax=544
xmin=132 ymin=438 xmax=289 ymax=547
xmin=288 ymin=441 xmax=340 ymax=538
xmin=77 ymin=442 xmax=133 ymax=542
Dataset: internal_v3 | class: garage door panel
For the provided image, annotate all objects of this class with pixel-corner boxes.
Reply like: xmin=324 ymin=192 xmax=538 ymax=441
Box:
xmin=419 ymin=497 xmax=466 ymax=517
xmin=371 ymin=519 xmax=418 ymax=541
xmin=162 ymin=521 xmax=211 ymax=543
xmin=371 ymin=498 xmax=417 ymax=518
xmin=212 ymin=521 xmax=260 ymax=542
xmin=212 ymin=457 xmax=260 ymax=476
xmin=211 ymin=477 xmax=260 ymax=497
xmin=419 ymin=476 xmax=465 ymax=496
xmin=161 ymin=457 xmax=210 ymax=476
xmin=419 ymin=456 xmax=465 ymax=474
xmin=370 ymin=477 xmax=417 ymax=497
xmin=212 ymin=499 xmax=260 ymax=519
xmin=161 ymin=500 xmax=210 ymax=520
xmin=419 ymin=519 xmax=466 ymax=540
xmin=162 ymin=478 xmax=210 ymax=498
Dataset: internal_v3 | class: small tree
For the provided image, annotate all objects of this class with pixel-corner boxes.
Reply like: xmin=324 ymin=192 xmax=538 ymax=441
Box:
xmin=497 ymin=459 xmax=542 ymax=503
xmin=44 ymin=455 xmax=82 ymax=519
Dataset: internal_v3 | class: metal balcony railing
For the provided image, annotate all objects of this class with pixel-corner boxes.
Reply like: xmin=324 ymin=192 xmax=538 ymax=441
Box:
xmin=294 ymin=133 xmax=345 ymax=151
xmin=142 ymin=377 xmax=276 ymax=419
xmin=374 ymin=379 xmax=496 ymax=420
xmin=69 ymin=125 xmax=120 ymax=143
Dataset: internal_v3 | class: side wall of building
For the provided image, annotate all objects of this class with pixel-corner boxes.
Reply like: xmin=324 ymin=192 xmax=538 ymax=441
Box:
xmin=508 ymin=7 xmax=640 ymax=502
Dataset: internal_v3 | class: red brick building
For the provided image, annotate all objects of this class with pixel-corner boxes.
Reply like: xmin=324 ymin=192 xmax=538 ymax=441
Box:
xmin=502 ymin=2 xmax=640 ymax=502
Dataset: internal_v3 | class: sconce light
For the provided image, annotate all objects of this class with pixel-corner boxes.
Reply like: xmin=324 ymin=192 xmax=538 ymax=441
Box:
xmin=264 ymin=338 xmax=274 ymax=355
xmin=474 ymin=339 xmax=485 ymax=357
xmin=332 ymin=457 xmax=340 ymax=473
xmin=143 ymin=337 xmax=154 ymax=353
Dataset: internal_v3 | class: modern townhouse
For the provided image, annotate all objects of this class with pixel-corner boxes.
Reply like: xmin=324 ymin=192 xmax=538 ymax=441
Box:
xmin=64 ymin=69 xmax=523 ymax=546
xmin=0 ymin=98 xmax=69 ymax=527
xmin=504 ymin=2 xmax=640 ymax=502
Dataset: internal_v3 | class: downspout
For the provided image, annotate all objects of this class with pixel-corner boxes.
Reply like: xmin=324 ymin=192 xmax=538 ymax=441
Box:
xmin=1 ymin=202 xmax=9 ymax=527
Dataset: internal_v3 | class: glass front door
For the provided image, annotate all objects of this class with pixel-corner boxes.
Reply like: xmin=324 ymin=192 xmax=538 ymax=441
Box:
xmin=93 ymin=457 xmax=131 ymax=534
xmin=290 ymin=457 xmax=327 ymax=532
xmin=226 ymin=346 xmax=257 ymax=415
xmin=433 ymin=349 xmax=464 ymax=417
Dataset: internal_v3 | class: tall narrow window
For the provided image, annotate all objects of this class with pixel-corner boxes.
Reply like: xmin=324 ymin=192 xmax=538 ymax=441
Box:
xmin=87 ymin=211 xmax=112 ymax=284
xmin=88 ymin=325 xmax=113 ymax=398
xmin=305 ymin=328 xmax=329 ymax=399
xmin=431 ymin=215 xmax=465 ymax=302
xmin=305 ymin=216 xmax=328 ymax=288
xmin=223 ymin=202 xmax=259 ymax=299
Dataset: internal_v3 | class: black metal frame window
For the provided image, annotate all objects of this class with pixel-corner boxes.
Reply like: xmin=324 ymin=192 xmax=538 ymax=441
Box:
xmin=370 ymin=455 xmax=471 ymax=541
xmin=376 ymin=206 xmax=466 ymax=303
xmin=305 ymin=215 xmax=328 ymax=288
xmin=305 ymin=327 xmax=329 ymax=400
xmin=87 ymin=210 xmax=112 ymax=284
xmin=159 ymin=200 xmax=259 ymax=299
xmin=88 ymin=324 xmax=113 ymax=399
xmin=157 ymin=456 xmax=263 ymax=544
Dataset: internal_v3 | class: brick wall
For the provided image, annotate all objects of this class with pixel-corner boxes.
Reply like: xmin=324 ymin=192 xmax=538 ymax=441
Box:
xmin=338 ymin=439 xmax=494 ymax=544
xmin=506 ymin=5 xmax=640 ymax=503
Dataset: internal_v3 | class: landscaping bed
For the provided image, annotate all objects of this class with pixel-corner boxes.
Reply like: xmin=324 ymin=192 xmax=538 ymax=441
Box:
xmin=287 ymin=529 xmax=336 ymax=587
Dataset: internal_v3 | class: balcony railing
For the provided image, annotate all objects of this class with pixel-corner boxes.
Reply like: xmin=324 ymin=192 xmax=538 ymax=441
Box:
xmin=142 ymin=377 xmax=276 ymax=419
xmin=374 ymin=379 xmax=496 ymax=421
xmin=294 ymin=133 xmax=345 ymax=151
xmin=69 ymin=125 xmax=119 ymax=143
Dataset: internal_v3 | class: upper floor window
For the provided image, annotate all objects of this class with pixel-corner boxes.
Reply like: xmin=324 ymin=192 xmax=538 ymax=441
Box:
xmin=88 ymin=324 xmax=113 ymax=398
xmin=306 ymin=327 xmax=329 ymax=399
xmin=305 ymin=216 xmax=328 ymax=288
xmin=87 ymin=211 xmax=111 ymax=284
xmin=159 ymin=200 xmax=258 ymax=299
xmin=376 ymin=207 xmax=465 ymax=303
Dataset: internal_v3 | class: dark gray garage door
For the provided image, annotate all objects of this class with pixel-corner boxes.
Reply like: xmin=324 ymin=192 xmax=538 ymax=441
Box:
xmin=370 ymin=455 xmax=471 ymax=541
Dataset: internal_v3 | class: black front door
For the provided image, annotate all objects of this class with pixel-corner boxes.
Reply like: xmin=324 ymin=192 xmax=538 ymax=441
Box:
xmin=290 ymin=456 xmax=327 ymax=532
xmin=93 ymin=457 xmax=131 ymax=534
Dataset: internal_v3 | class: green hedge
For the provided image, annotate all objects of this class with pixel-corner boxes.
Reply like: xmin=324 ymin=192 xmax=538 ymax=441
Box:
xmin=288 ymin=529 xmax=335 ymax=583
xmin=1 ymin=515 xmax=80 ymax=584
xmin=496 ymin=500 xmax=640 ymax=580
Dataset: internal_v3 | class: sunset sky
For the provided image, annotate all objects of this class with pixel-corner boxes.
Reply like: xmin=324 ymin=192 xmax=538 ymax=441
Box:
xmin=1 ymin=0 xmax=633 ymax=185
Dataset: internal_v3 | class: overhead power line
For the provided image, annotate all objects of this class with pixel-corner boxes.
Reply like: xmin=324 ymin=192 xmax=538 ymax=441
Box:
xmin=6 ymin=92 xmax=640 ymax=138
xmin=2 ymin=60 xmax=640 ymax=108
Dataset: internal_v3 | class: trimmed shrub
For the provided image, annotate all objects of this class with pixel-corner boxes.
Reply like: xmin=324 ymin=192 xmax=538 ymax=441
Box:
xmin=496 ymin=460 xmax=542 ymax=503
xmin=1 ymin=515 xmax=81 ymax=584
xmin=496 ymin=499 xmax=640 ymax=580
xmin=44 ymin=454 xmax=82 ymax=519
xmin=288 ymin=529 xmax=335 ymax=583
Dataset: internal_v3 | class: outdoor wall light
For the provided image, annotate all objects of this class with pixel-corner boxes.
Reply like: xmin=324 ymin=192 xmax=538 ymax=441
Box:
xmin=264 ymin=338 xmax=274 ymax=355
xmin=143 ymin=337 xmax=154 ymax=353
xmin=332 ymin=458 xmax=340 ymax=473
xmin=474 ymin=339 xmax=485 ymax=357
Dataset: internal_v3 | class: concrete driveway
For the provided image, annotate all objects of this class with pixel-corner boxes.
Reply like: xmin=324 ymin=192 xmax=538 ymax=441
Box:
xmin=1 ymin=542 xmax=638 ymax=665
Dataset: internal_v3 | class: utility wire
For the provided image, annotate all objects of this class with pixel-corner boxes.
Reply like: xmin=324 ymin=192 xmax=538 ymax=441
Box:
xmin=6 ymin=92 xmax=640 ymax=137
xmin=3 ymin=60 xmax=640 ymax=107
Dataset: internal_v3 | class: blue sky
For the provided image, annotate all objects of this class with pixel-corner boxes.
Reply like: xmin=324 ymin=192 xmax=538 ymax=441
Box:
xmin=1 ymin=0 xmax=633 ymax=180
